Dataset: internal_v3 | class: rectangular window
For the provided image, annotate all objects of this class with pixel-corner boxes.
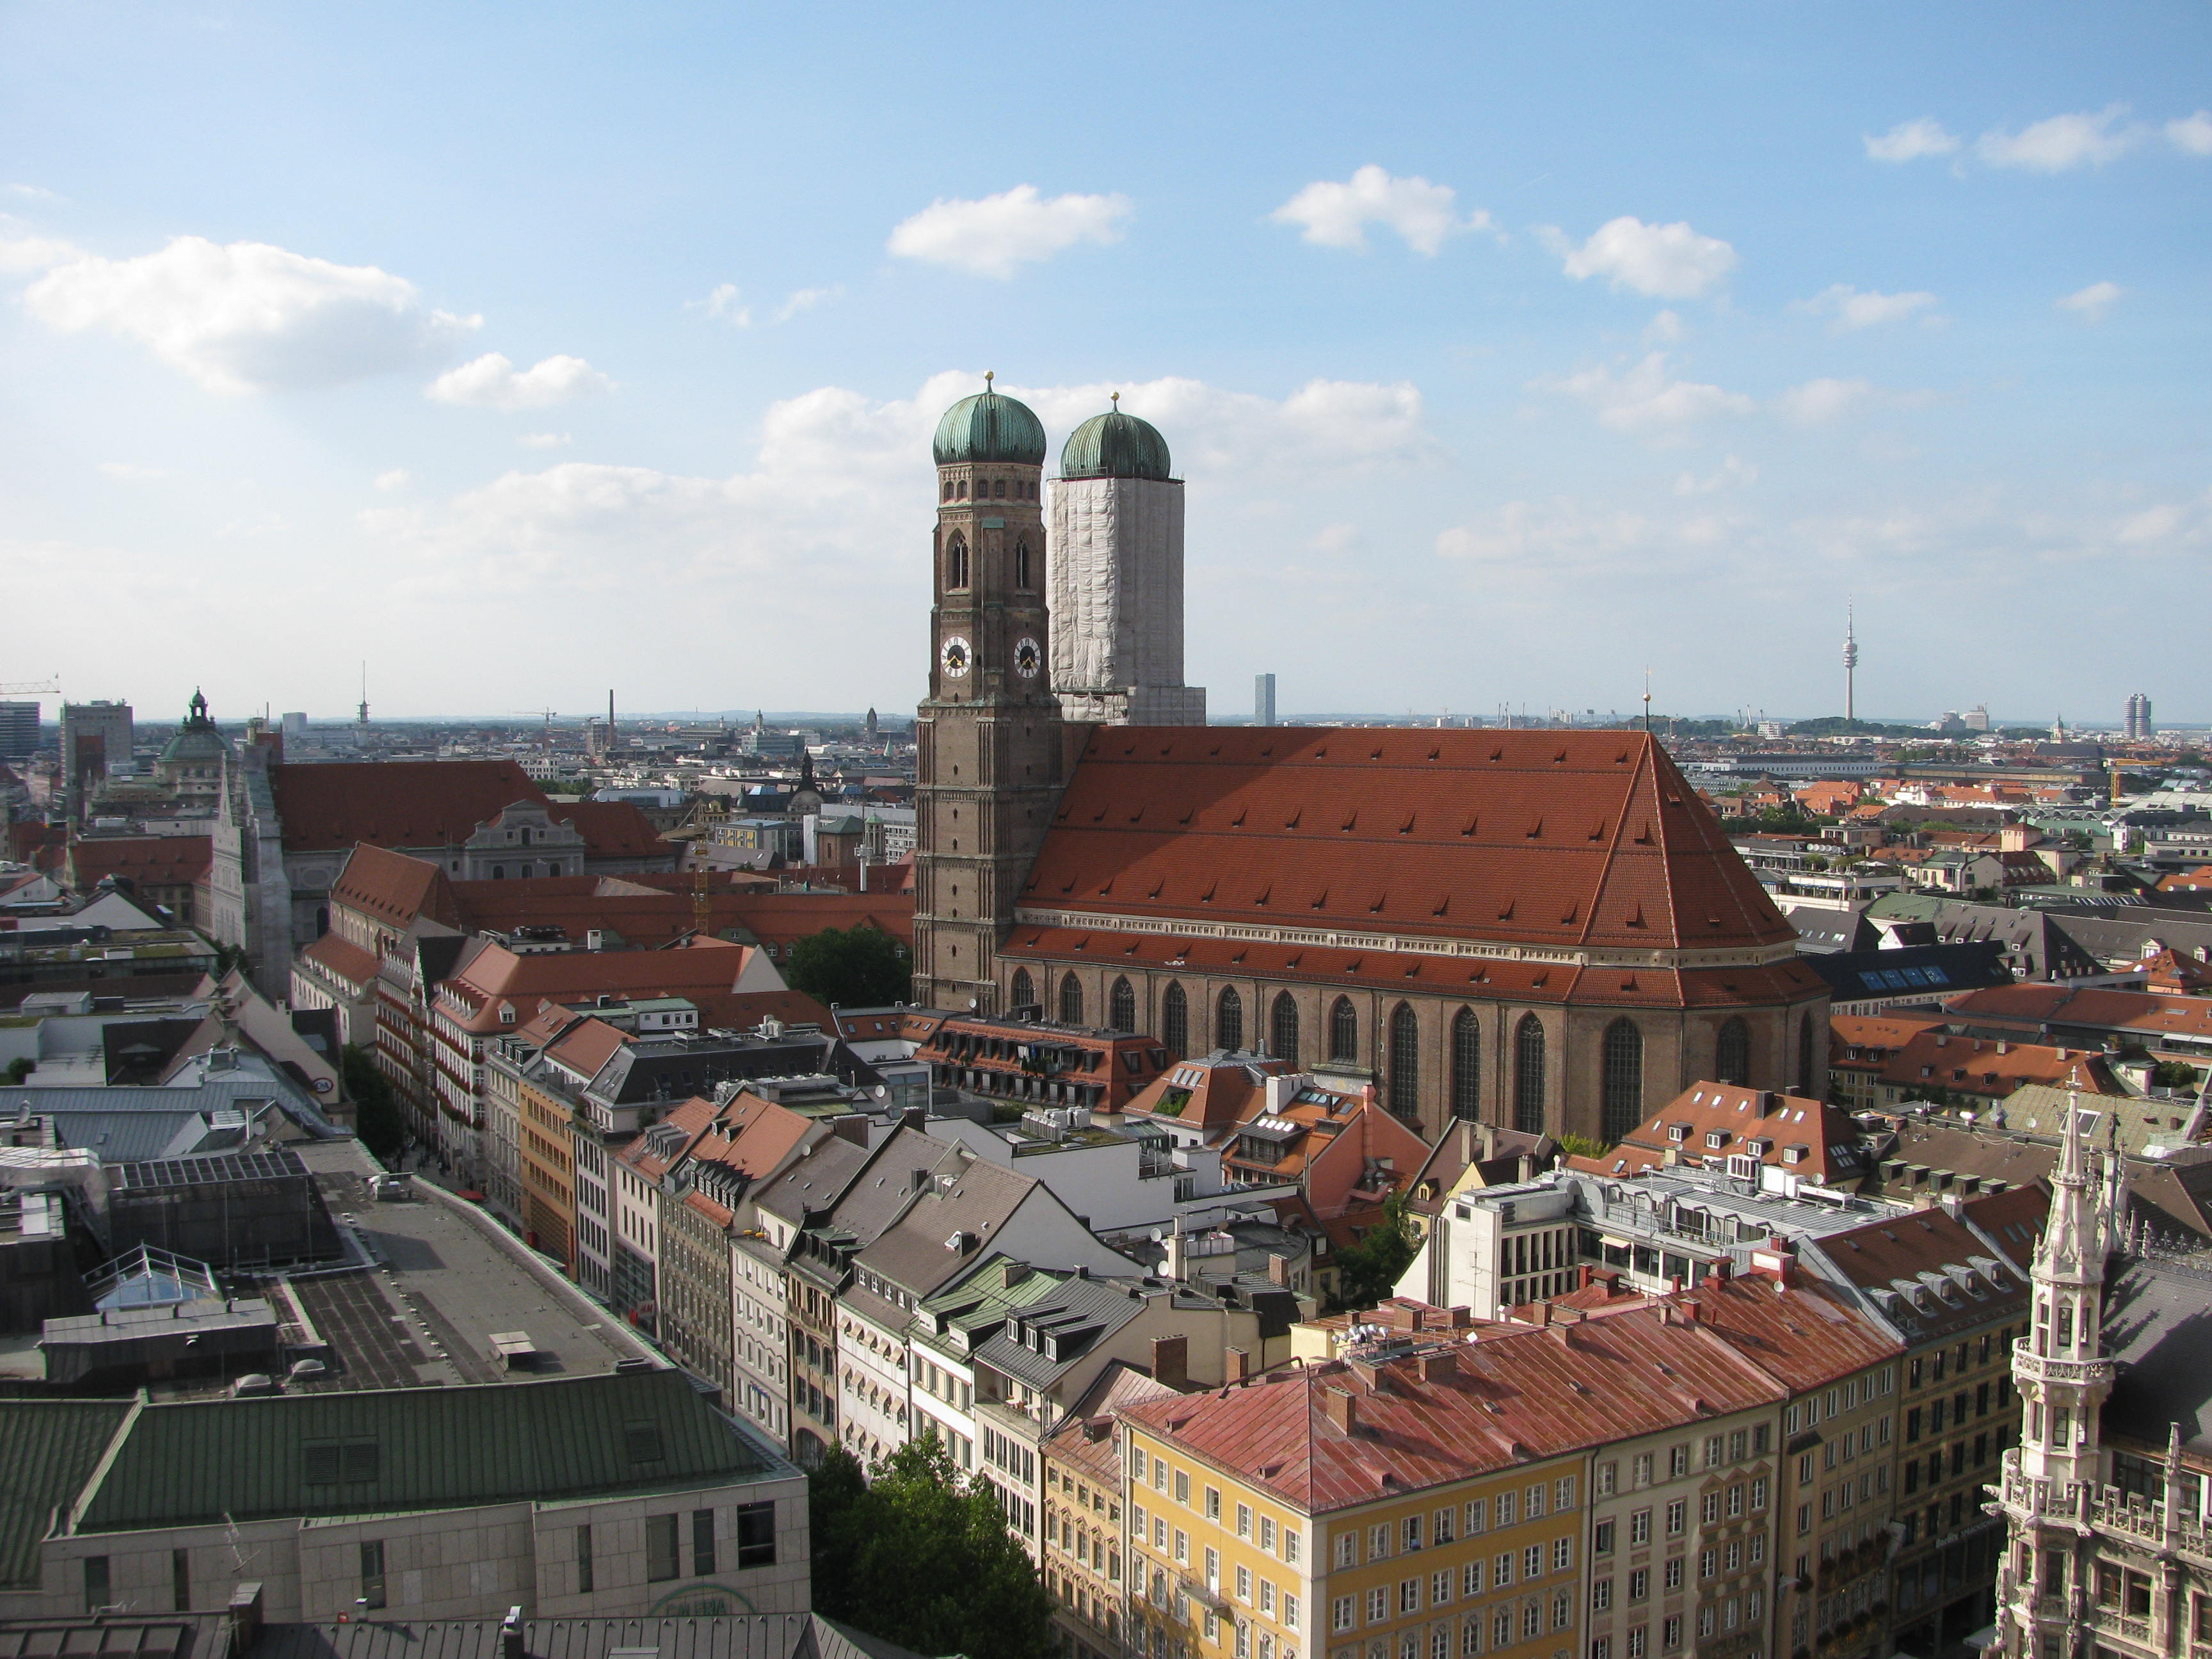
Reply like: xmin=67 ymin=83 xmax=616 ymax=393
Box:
xmin=1665 ymin=1501 xmax=1686 ymax=1537
xmin=1133 ymin=1447 xmax=1148 ymax=1481
xmin=1368 ymin=1588 xmax=1389 ymax=1624
xmin=1240 ymin=1504 xmax=1254 ymax=1539
xmin=1525 ymin=1545 xmax=1544 ymax=1580
xmin=1285 ymin=1594 xmax=1300 ymax=1631
xmin=358 ymin=1541 xmax=387 ymax=1610
xmin=1663 ymin=1559 xmax=1683 ymax=1592
xmin=1555 ymin=1538 xmax=1574 ymax=1572
xmin=1704 ymin=1436 xmax=1724 ymax=1470
xmin=1493 ymin=1608 xmax=1513 ymax=1649
xmin=1628 ymin=1630 xmax=1646 ymax=1659
xmin=1208 ymin=1486 xmax=1222 ymax=1520
xmin=1335 ymin=1596 xmax=1357 ymax=1633
xmin=1598 ymin=1462 xmax=1618 ymax=1497
xmin=1527 ymin=1483 xmax=1547 ymax=1519
xmin=1496 ymin=1552 xmax=1516 ymax=1587
xmin=1751 ymin=1478 xmax=1767 ymax=1511
xmin=1557 ymin=1476 xmax=1577 ymax=1512
xmin=1700 ymin=1550 xmax=1717 ymax=1581
xmin=1467 ymin=1497 xmax=1489 ymax=1534
xmin=172 ymin=1549 xmax=190 ymax=1613
xmin=1595 ymin=1519 xmax=1616 ymax=1555
xmin=1464 ymin=1559 xmax=1486 ymax=1597
xmin=84 ymin=1555 xmax=111 ymax=1615
xmin=1207 ymin=1546 xmax=1221 ymax=1589
xmin=1464 ymin=1617 xmax=1484 ymax=1658
xmin=577 ymin=1525 xmax=594 ymax=1594
xmin=1261 ymin=1516 xmax=1277 ymax=1553
xmin=1154 ymin=1517 xmax=1167 ymax=1550
xmin=1262 ymin=1581 xmax=1276 ymax=1617
xmin=1373 ymin=1523 xmax=1392 ymax=1559
xmin=1669 ymin=1445 xmax=1688 ymax=1479
xmin=1154 ymin=1457 xmax=1167 ymax=1492
xmin=1407 ymin=1515 xmax=1425 ymax=1552
xmin=1594 ymin=1580 xmax=1614 ymax=1612
xmin=1175 ymin=1529 xmax=1189 ymax=1566
xmin=1238 ymin=1565 xmax=1253 ymax=1603
xmin=1629 ymin=1569 xmax=1649 ymax=1602
xmin=1701 ymin=1493 xmax=1720 ymax=1525
xmin=1177 ymin=1471 xmax=1191 ymax=1505
xmin=647 ymin=1512 xmax=681 ymax=1582
xmin=1554 ymin=1591 xmax=1572 ymax=1630
xmin=1525 ymin=1604 xmax=1544 ymax=1639
xmin=694 ymin=1508 xmax=717 ymax=1577
xmin=1402 ymin=1578 xmax=1422 ymax=1614
xmin=737 ymin=1500 xmax=777 ymax=1570
xmin=1662 ymin=1616 xmax=1681 ymax=1651
xmin=1630 ymin=1509 xmax=1651 ymax=1547
xmin=1435 ymin=1569 xmax=1455 ymax=1606
xmin=1594 ymin=1640 xmax=1612 ymax=1659
xmin=1437 ymin=1507 xmax=1457 ymax=1546
xmin=1497 ymin=1490 xmax=1518 ymax=1527
xmin=1337 ymin=1532 xmax=1358 ymax=1569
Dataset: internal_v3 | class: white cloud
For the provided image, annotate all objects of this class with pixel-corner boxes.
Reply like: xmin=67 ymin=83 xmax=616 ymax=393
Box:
xmin=692 ymin=284 xmax=750 ymax=325
xmin=426 ymin=352 xmax=613 ymax=411
xmin=1269 ymin=165 xmax=1488 ymax=255
xmin=97 ymin=461 xmax=166 ymax=481
xmin=1797 ymin=284 xmax=1939 ymax=331
xmin=21 ymin=236 xmax=478 ymax=393
xmin=886 ymin=185 xmax=1131 ymax=278
xmin=375 ymin=469 xmax=411 ymax=492
xmin=1774 ymin=377 xmax=1875 ymax=424
xmin=2166 ymin=111 xmax=2212 ymax=156
xmin=1865 ymin=118 xmax=1961 ymax=162
xmin=1547 ymin=216 xmax=1738 ymax=299
xmin=1976 ymin=106 xmax=2142 ymax=171
xmin=1306 ymin=522 xmax=1364 ymax=554
xmin=0 ymin=228 xmax=84 ymax=274
xmin=4 ymin=183 xmax=61 ymax=201
xmin=1643 ymin=310 xmax=1685 ymax=344
xmin=775 ymin=285 xmax=842 ymax=321
xmin=1542 ymin=352 xmax=1754 ymax=437
xmin=1674 ymin=455 xmax=1758 ymax=495
xmin=518 ymin=431 xmax=573 ymax=449
xmin=2058 ymin=280 xmax=2124 ymax=321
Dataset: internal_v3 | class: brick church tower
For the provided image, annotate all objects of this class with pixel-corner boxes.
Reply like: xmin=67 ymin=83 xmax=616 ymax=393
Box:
xmin=912 ymin=378 xmax=1068 ymax=1013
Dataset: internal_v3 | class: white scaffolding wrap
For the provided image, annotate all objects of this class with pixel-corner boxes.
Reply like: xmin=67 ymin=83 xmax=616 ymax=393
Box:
xmin=1045 ymin=474 xmax=1206 ymax=726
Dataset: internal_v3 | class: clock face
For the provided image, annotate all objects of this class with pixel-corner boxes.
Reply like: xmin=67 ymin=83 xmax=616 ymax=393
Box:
xmin=1014 ymin=636 xmax=1042 ymax=680
xmin=940 ymin=635 xmax=972 ymax=679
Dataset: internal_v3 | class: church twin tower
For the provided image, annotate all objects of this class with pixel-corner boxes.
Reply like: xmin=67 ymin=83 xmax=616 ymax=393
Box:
xmin=913 ymin=380 xmax=1205 ymax=1013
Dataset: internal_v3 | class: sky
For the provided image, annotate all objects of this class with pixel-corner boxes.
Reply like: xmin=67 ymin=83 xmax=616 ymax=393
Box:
xmin=1 ymin=4 xmax=2208 ymax=727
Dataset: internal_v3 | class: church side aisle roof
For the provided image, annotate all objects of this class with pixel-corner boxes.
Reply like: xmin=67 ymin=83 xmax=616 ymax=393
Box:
xmin=1018 ymin=728 xmax=1797 ymax=960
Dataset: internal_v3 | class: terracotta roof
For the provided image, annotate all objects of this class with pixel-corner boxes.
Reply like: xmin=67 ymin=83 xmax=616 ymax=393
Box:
xmin=1614 ymin=1083 xmax=1864 ymax=1185
xmin=270 ymin=759 xmax=547 ymax=853
xmin=1022 ymin=729 xmax=1791 ymax=956
xmin=1879 ymin=1030 xmax=2120 ymax=1099
xmin=543 ymin=1017 xmax=634 ymax=1082
xmin=66 ymin=836 xmax=212 ymax=891
xmin=298 ymin=931 xmax=380 ymax=989
xmin=1830 ymin=1014 xmax=1946 ymax=1062
xmin=554 ymin=799 xmax=666 ymax=858
xmin=1122 ymin=1053 xmax=1289 ymax=1135
xmin=332 ymin=844 xmax=463 ymax=931
xmin=435 ymin=940 xmax=776 ymax=1035
xmin=1813 ymin=1192 xmax=2042 ymax=1344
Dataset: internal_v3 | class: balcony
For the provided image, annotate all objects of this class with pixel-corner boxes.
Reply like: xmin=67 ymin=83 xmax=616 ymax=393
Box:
xmin=2092 ymin=1610 xmax=2150 ymax=1644
xmin=2013 ymin=1350 xmax=2113 ymax=1389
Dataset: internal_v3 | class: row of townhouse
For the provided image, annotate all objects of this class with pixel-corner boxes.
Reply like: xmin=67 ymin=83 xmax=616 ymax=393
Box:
xmin=1042 ymin=1265 xmax=1904 ymax=1659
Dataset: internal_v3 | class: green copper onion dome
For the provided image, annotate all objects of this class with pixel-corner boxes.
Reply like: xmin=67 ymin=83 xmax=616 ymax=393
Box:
xmin=932 ymin=376 xmax=1048 ymax=467
xmin=1059 ymin=398 xmax=1173 ymax=481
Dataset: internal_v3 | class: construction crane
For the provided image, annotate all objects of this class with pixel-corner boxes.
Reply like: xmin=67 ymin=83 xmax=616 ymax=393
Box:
xmin=509 ymin=709 xmax=565 ymax=751
xmin=0 ymin=677 xmax=60 ymax=695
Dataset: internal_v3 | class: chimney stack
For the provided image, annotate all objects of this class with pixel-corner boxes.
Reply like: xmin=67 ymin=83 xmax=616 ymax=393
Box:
xmin=1267 ymin=1253 xmax=1289 ymax=1286
xmin=1324 ymin=1386 xmax=1359 ymax=1434
xmin=228 ymin=1583 xmax=265 ymax=1652
xmin=1151 ymin=1334 xmax=1189 ymax=1390
xmin=501 ymin=1608 xmax=525 ymax=1659
xmin=1165 ymin=1221 xmax=1187 ymax=1283
xmin=1226 ymin=1347 xmax=1250 ymax=1383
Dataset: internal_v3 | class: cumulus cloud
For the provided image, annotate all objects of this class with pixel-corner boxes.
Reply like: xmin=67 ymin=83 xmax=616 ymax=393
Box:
xmin=2058 ymin=280 xmax=2124 ymax=321
xmin=1976 ymin=106 xmax=2142 ymax=171
xmin=2166 ymin=112 xmax=2212 ymax=156
xmin=1774 ymin=377 xmax=1876 ymax=424
xmin=21 ymin=236 xmax=478 ymax=393
xmin=1674 ymin=456 xmax=1758 ymax=495
xmin=426 ymin=352 xmax=613 ymax=410
xmin=1864 ymin=118 xmax=1960 ymax=163
xmin=1643 ymin=310 xmax=1686 ymax=344
xmin=692 ymin=284 xmax=750 ymax=325
xmin=518 ymin=431 xmax=573 ymax=449
xmin=1269 ymin=165 xmax=1489 ymax=255
xmin=1546 ymin=216 xmax=1738 ymax=299
xmin=1797 ymin=284 xmax=1939 ymax=331
xmin=374 ymin=469 xmax=412 ymax=492
xmin=4 ymin=183 xmax=62 ymax=202
xmin=887 ymin=186 xmax=1131 ymax=278
xmin=775 ymin=285 xmax=841 ymax=321
xmin=0 ymin=228 xmax=84 ymax=274
xmin=1542 ymin=353 xmax=1754 ymax=437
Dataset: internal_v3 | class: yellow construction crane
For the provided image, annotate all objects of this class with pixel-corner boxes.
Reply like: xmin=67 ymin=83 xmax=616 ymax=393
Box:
xmin=0 ymin=677 xmax=60 ymax=695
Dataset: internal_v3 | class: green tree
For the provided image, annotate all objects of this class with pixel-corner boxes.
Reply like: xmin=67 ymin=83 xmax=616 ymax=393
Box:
xmin=784 ymin=924 xmax=911 ymax=1008
xmin=1555 ymin=1132 xmax=1607 ymax=1160
xmin=341 ymin=1044 xmax=405 ymax=1161
xmin=810 ymin=1438 xmax=1054 ymax=1659
xmin=4 ymin=1057 xmax=32 ymax=1086
xmin=1329 ymin=1190 xmax=1418 ymax=1311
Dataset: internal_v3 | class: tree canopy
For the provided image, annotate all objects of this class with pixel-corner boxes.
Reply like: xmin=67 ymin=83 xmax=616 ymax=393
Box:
xmin=1329 ymin=1190 xmax=1418 ymax=1310
xmin=808 ymin=1438 xmax=1054 ymax=1659
xmin=784 ymin=924 xmax=910 ymax=1008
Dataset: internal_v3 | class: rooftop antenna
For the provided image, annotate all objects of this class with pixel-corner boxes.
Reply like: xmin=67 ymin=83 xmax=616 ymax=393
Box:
xmin=356 ymin=662 xmax=369 ymax=743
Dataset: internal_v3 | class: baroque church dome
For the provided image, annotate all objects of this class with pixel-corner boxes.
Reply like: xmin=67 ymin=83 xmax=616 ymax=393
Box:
xmin=158 ymin=689 xmax=232 ymax=766
xmin=932 ymin=380 xmax=1048 ymax=467
xmin=1059 ymin=402 xmax=1173 ymax=481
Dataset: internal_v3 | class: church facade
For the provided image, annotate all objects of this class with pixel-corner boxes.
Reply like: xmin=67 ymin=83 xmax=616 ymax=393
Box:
xmin=913 ymin=385 xmax=1829 ymax=1142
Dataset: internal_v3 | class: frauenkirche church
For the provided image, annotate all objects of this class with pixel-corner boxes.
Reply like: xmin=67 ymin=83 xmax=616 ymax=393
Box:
xmin=911 ymin=382 xmax=1830 ymax=1144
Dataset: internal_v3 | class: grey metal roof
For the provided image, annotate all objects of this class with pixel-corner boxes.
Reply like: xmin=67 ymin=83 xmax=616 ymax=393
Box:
xmin=2103 ymin=1253 xmax=2212 ymax=1457
xmin=854 ymin=1157 xmax=1036 ymax=1301
xmin=250 ymin=1615 xmax=932 ymax=1659
xmin=969 ymin=1274 xmax=1147 ymax=1388
xmin=0 ymin=1066 xmax=344 ymax=1141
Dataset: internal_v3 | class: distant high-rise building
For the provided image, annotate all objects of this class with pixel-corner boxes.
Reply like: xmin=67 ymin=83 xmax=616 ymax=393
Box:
xmin=280 ymin=711 xmax=307 ymax=744
xmin=1254 ymin=673 xmax=1276 ymax=726
xmin=0 ymin=701 xmax=39 ymax=762
xmin=2124 ymin=691 xmax=2152 ymax=739
xmin=60 ymin=700 xmax=132 ymax=820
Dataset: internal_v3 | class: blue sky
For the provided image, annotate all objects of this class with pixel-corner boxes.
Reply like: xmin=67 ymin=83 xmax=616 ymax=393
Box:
xmin=2 ymin=3 xmax=2207 ymax=726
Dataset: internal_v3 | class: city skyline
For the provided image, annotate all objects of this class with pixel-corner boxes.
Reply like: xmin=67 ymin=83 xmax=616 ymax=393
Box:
xmin=3 ymin=5 xmax=2207 ymax=719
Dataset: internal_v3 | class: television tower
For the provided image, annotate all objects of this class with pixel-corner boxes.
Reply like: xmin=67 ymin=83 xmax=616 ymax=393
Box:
xmin=1842 ymin=603 xmax=1859 ymax=725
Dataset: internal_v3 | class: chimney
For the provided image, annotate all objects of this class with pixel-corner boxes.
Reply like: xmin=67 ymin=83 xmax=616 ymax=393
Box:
xmin=1151 ymin=1334 xmax=1189 ymax=1390
xmin=1420 ymin=1349 xmax=1457 ymax=1382
xmin=1324 ymin=1386 xmax=1359 ymax=1434
xmin=1518 ymin=1153 xmax=1534 ymax=1183
xmin=1481 ymin=1123 xmax=1497 ymax=1162
xmin=1532 ymin=1302 xmax=1552 ymax=1327
xmin=1459 ymin=1119 xmax=1478 ymax=1165
xmin=1164 ymin=1222 xmax=1187 ymax=1283
xmin=1267 ymin=1253 xmax=1290 ymax=1286
xmin=228 ymin=1583 xmax=265 ymax=1652
xmin=501 ymin=1608 xmax=525 ymax=1659
xmin=1678 ymin=1297 xmax=1700 ymax=1324
xmin=1226 ymin=1347 xmax=1251 ymax=1383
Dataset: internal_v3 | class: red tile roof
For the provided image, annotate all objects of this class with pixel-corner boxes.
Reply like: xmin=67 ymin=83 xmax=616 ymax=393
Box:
xmin=332 ymin=844 xmax=463 ymax=932
xmin=298 ymin=931 xmax=380 ymax=990
xmin=1026 ymin=728 xmax=1791 ymax=955
xmin=1880 ymin=1029 xmax=2120 ymax=1099
xmin=271 ymin=759 xmax=547 ymax=852
xmin=554 ymin=799 xmax=666 ymax=858
xmin=1611 ymin=1083 xmax=1863 ymax=1186
xmin=1941 ymin=982 xmax=2212 ymax=1045
xmin=65 ymin=835 xmax=212 ymax=892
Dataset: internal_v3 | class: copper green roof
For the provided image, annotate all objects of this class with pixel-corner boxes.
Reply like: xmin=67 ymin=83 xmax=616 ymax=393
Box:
xmin=1060 ymin=406 xmax=1172 ymax=482
xmin=933 ymin=385 xmax=1047 ymax=467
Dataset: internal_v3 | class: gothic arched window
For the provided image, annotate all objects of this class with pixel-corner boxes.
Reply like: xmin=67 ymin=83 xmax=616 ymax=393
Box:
xmin=1217 ymin=987 xmax=1243 ymax=1054
xmin=1514 ymin=1015 xmax=1547 ymax=1134
xmin=1009 ymin=967 xmax=1034 ymax=1011
xmin=1109 ymin=976 xmax=1136 ymax=1034
xmin=1715 ymin=1016 xmax=1751 ymax=1087
xmin=1015 ymin=538 xmax=1033 ymax=590
xmin=1059 ymin=973 xmax=1084 ymax=1027
xmin=1270 ymin=993 xmax=1300 ymax=1065
xmin=1601 ymin=1018 xmax=1644 ymax=1143
xmin=1388 ymin=1004 xmax=1420 ymax=1119
xmin=1799 ymin=1011 xmax=1817 ymax=1098
xmin=1162 ymin=982 xmax=1188 ymax=1059
xmin=945 ymin=533 xmax=970 ymax=591
xmin=1451 ymin=1007 xmax=1482 ymax=1122
xmin=1329 ymin=997 xmax=1358 ymax=1063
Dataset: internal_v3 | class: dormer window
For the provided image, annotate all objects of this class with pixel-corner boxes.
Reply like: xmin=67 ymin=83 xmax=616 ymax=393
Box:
xmin=1706 ymin=1130 xmax=1729 ymax=1150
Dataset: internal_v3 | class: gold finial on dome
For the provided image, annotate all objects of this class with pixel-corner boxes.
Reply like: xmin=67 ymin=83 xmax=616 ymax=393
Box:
xmin=1111 ymin=391 xmax=1119 ymax=408
xmin=984 ymin=370 xmax=995 ymax=387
